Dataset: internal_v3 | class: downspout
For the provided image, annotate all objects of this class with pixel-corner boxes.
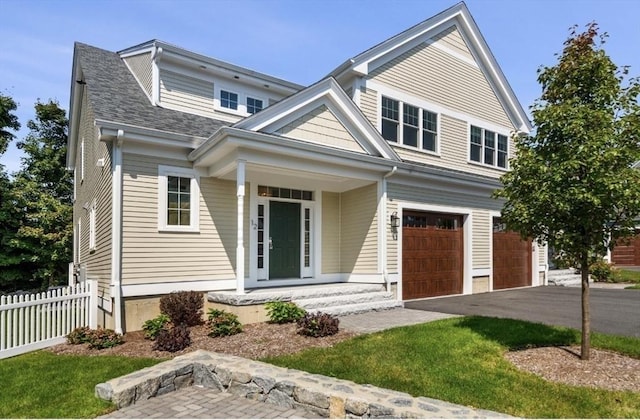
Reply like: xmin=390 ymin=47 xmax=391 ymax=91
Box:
xmin=109 ymin=129 xmax=125 ymax=334
xmin=381 ymin=166 xmax=397 ymax=293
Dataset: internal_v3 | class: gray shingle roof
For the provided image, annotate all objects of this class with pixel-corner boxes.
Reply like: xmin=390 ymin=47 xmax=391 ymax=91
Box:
xmin=75 ymin=42 xmax=229 ymax=138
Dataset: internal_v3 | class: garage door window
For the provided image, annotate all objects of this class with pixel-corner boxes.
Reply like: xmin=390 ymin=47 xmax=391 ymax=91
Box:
xmin=403 ymin=212 xmax=459 ymax=229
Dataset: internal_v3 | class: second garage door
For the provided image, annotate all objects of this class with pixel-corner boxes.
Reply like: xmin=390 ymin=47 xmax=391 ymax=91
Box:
xmin=492 ymin=218 xmax=532 ymax=290
xmin=402 ymin=211 xmax=463 ymax=300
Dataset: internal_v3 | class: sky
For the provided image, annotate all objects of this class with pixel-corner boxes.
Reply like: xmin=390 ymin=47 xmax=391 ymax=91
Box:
xmin=1 ymin=0 xmax=639 ymax=174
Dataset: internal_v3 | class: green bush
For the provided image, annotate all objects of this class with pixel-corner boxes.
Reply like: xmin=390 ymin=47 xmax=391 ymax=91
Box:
xmin=265 ymin=301 xmax=307 ymax=324
xmin=66 ymin=326 xmax=92 ymax=345
xmin=153 ymin=324 xmax=191 ymax=352
xmin=297 ymin=312 xmax=339 ymax=337
xmin=207 ymin=308 xmax=243 ymax=337
xmin=142 ymin=313 xmax=171 ymax=340
xmin=159 ymin=291 xmax=203 ymax=326
xmin=590 ymin=259 xmax=619 ymax=282
xmin=86 ymin=328 xmax=124 ymax=349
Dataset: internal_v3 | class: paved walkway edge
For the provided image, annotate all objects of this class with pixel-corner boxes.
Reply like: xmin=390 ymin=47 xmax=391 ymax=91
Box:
xmin=96 ymin=349 xmax=511 ymax=418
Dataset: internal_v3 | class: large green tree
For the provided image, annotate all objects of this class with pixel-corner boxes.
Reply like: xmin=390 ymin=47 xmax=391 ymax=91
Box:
xmin=5 ymin=101 xmax=73 ymax=291
xmin=497 ymin=24 xmax=640 ymax=360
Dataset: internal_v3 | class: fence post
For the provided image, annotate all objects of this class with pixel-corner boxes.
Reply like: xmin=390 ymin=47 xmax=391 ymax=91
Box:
xmin=88 ymin=280 xmax=98 ymax=329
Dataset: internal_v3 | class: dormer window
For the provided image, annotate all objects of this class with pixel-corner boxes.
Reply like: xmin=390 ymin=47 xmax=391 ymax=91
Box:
xmin=220 ymin=90 xmax=238 ymax=110
xmin=247 ymin=97 xmax=263 ymax=114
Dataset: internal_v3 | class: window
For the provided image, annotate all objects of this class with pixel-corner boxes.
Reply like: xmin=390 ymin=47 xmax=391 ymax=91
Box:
xmin=89 ymin=201 xmax=96 ymax=251
xmin=381 ymin=97 xmax=399 ymax=142
xmin=257 ymin=185 xmax=313 ymax=201
xmin=381 ymin=96 xmax=438 ymax=152
xmin=220 ymin=90 xmax=238 ymax=110
xmin=158 ymin=166 xmax=200 ymax=232
xmin=247 ymin=97 xmax=263 ymax=114
xmin=469 ymin=125 xmax=508 ymax=169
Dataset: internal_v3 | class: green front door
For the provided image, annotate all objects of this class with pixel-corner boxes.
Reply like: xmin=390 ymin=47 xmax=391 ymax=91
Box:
xmin=269 ymin=201 xmax=301 ymax=279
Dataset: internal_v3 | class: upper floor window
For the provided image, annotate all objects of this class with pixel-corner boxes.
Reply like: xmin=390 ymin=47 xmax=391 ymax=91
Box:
xmin=158 ymin=166 xmax=200 ymax=232
xmin=470 ymin=125 xmax=508 ymax=169
xmin=220 ymin=90 xmax=238 ymax=110
xmin=381 ymin=96 xmax=438 ymax=152
xmin=247 ymin=97 xmax=263 ymax=114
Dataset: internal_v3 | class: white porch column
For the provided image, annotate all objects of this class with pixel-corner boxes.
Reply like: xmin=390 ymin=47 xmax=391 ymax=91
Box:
xmin=236 ymin=160 xmax=246 ymax=294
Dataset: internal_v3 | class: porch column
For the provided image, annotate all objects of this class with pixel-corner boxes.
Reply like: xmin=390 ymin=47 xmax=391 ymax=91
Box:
xmin=236 ymin=160 xmax=246 ymax=294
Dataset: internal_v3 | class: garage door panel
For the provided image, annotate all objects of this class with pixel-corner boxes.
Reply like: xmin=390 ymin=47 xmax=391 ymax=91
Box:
xmin=492 ymin=224 xmax=532 ymax=290
xmin=402 ymin=212 xmax=463 ymax=300
xmin=612 ymin=231 xmax=640 ymax=266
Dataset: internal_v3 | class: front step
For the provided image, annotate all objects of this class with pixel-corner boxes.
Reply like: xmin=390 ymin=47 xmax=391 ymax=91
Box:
xmin=302 ymin=300 xmax=403 ymax=316
xmin=294 ymin=288 xmax=403 ymax=316
xmin=548 ymin=269 xmax=584 ymax=286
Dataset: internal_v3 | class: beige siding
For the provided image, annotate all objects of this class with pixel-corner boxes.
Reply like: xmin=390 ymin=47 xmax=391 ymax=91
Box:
xmin=121 ymin=154 xmax=236 ymax=284
xmin=340 ymin=184 xmax=378 ymax=273
xmin=275 ymin=105 xmax=365 ymax=153
xmin=386 ymin=199 xmax=398 ymax=273
xmin=472 ymin=210 xmax=490 ymax=269
xmin=370 ymin=32 xmax=512 ymax=128
xmin=432 ymin=25 xmax=473 ymax=61
xmin=388 ymin=182 xmax=501 ymax=211
xmin=359 ymin=86 xmax=378 ymax=127
xmin=123 ymin=52 xmax=153 ymax=99
xmin=74 ymin=89 xmax=112 ymax=299
xmin=322 ymin=192 xmax=340 ymax=274
xmin=159 ymin=69 xmax=215 ymax=117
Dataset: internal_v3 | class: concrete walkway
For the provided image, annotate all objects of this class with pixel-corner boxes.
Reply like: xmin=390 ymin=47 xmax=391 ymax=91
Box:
xmin=99 ymin=308 xmax=493 ymax=419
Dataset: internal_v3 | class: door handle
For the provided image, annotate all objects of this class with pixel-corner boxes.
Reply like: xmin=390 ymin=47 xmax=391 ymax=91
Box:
xmin=269 ymin=237 xmax=273 ymax=250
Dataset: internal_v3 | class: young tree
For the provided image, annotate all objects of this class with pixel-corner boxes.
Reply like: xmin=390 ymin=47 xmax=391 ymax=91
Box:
xmin=8 ymin=100 xmax=73 ymax=291
xmin=0 ymin=94 xmax=20 ymax=155
xmin=497 ymin=24 xmax=640 ymax=360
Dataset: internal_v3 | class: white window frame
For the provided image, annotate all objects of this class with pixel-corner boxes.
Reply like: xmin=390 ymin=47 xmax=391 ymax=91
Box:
xmin=468 ymin=125 xmax=509 ymax=170
xmin=246 ymin=96 xmax=264 ymax=115
xmin=158 ymin=165 xmax=200 ymax=233
xmin=89 ymin=200 xmax=96 ymax=251
xmin=380 ymin=95 xmax=439 ymax=154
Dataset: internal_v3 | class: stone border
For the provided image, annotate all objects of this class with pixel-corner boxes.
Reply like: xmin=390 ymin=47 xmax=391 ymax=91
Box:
xmin=96 ymin=350 xmax=511 ymax=418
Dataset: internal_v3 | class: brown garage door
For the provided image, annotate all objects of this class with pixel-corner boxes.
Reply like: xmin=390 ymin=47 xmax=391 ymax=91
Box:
xmin=402 ymin=211 xmax=463 ymax=300
xmin=492 ymin=218 xmax=532 ymax=289
xmin=611 ymin=231 xmax=640 ymax=266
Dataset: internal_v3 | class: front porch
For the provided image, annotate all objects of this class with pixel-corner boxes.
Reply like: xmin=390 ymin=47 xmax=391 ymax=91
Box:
xmin=207 ymin=282 xmax=402 ymax=324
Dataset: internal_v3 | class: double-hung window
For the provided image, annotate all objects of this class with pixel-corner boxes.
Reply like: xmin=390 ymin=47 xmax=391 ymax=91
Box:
xmin=247 ymin=97 xmax=263 ymax=114
xmin=158 ymin=166 xmax=200 ymax=232
xmin=381 ymin=96 xmax=438 ymax=152
xmin=220 ymin=90 xmax=238 ymax=110
xmin=469 ymin=125 xmax=508 ymax=169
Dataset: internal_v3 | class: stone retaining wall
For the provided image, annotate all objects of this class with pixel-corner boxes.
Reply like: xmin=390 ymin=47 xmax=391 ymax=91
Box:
xmin=95 ymin=350 xmax=510 ymax=418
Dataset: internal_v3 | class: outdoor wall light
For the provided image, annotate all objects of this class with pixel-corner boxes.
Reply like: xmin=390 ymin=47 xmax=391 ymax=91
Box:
xmin=390 ymin=211 xmax=400 ymax=240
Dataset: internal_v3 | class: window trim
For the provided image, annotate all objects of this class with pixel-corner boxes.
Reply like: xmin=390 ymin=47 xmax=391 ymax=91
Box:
xmin=215 ymin=85 xmax=267 ymax=117
xmin=380 ymin=95 xmax=439 ymax=154
xmin=158 ymin=165 xmax=200 ymax=233
xmin=468 ymin=125 xmax=509 ymax=170
xmin=246 ymin=96 xmax=264 ymax=115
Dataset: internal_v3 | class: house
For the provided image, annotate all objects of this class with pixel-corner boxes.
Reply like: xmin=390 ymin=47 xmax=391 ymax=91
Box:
xmin=609 ymin=161 xmax=640 ymax=266
xmin=67 ymin=2 xmax=545 ymax=333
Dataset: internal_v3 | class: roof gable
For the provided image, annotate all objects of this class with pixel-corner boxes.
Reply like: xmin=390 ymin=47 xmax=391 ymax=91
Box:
xmin=330 ymin=2 xmax=532 ymax=133
xmin=234 ymin=77 xmax=400 ymax=160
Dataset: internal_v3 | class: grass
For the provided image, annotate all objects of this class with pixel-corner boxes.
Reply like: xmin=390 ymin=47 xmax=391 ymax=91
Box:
xmin=263 ymin=316 xmax=640 ymax=418
xmin=0 ymin=351 xmax=161 ymax=418
xmin=613 ymin=269 xmax=640 ymax=284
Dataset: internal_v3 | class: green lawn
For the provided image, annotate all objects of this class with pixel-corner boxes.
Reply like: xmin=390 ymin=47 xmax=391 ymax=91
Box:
xmin=0 ymin=351 xmax=161 ymax=418
xmin=263 ymin=317 xmax=640 ymax=418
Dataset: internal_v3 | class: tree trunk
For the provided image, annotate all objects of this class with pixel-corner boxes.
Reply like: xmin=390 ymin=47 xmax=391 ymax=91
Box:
xmin=580 ymin=255 xmax=591 ymax=360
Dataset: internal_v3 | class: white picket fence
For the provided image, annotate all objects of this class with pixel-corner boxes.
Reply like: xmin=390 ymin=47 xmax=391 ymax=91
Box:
xmin=0 ymin=280 xmax=98 ymax=359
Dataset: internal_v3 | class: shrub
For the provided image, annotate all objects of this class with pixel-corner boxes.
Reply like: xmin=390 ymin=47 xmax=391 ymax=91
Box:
xmin=86 ymin=328 xmax=124 ymax=349
xmin=207 ymin=308 xmax=243 ymax=337
xmin=153 ymin=324 xmax=191 ymax=352
xmin=265 ymin=301 xmax=307 ymax=324
xmin=66 ymin=326 xmax=92 ymax=345
xmin=142 ymin=313 xmax=171 ymax=340
xmin=590 ymin=260 xmax=619 ymax=282
xmin=297 ymin=312 xmax=339 ymax=337
xmin=159 ymin=291 xmax=203 ymax=326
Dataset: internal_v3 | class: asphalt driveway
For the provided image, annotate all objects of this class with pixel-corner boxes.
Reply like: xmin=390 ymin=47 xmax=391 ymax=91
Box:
xmin=404 ymin=286 xmax=640 ymax=338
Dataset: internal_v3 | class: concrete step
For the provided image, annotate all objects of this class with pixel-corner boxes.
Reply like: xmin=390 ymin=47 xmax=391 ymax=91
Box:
xmin=306 ymin=300 xmax=404 ymax=316
xmin=295 ymin=291 xmax=395 ymax=310
xmin=548 ymin=269 xmax=584 ymax=286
